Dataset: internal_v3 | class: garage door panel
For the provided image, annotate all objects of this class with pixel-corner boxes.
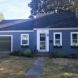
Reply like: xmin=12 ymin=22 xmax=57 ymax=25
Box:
xmin=0 ymin=37 xmax=11 ymax=40
xmin=0 ymin=36 xmax=11 ymax=52
xmin=0 ymin=47 xmax=11 ymax=51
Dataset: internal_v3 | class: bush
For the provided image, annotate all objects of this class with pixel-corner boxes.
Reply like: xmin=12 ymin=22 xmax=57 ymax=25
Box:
xmin=24 ymin=49 xmax=32 ymax=56
xmin=10 ymin=50 xmax=20 ymax=56
xmin=52 ymin=52 xmax=59 ymax=58
xmin=58 ymin=52 xmax=66 ymax=58
xmin=19 ymin=52 xmax=24 ymax=56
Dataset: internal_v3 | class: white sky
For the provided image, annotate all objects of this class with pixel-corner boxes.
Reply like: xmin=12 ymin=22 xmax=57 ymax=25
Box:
xmin=0 ymin=0 xmax=31 ymax=19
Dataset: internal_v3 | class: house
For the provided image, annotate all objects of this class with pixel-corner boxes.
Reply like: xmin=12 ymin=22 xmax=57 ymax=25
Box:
xmin=0 ymin=12 xmax=78 ymax=56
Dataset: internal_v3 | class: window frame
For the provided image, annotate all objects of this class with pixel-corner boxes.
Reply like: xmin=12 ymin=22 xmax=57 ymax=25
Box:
xmin=71 ymin=32 xmax=78 ymax=46
xmin=21 ymin=34 xmax=29 ymax=46
xmin=53 ymin=32 xmax=62 ymax=46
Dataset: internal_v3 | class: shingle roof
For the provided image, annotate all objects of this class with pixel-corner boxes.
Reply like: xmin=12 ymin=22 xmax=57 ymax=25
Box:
xmin=34 ymin=12 xmax=78 ymax=28
xmin=0 ymin=19 xmax=34 ymax=30
xmin=0 ymin=12 xmax=78 ymax=30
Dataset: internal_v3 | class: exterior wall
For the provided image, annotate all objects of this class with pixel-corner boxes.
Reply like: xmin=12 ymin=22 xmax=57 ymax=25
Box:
xmin=49 ymin=30 xmax=78 ymax=54
xmin=0 ymin=32 xmax=33 ymax=52
xmin=0 ymin=29 xmax=78 ymax=54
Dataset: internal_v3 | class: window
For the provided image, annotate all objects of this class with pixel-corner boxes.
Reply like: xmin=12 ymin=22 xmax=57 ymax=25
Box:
xmin=40 ymin=33 xmax=46 ymax=50
xmin=21 ymin=34 xmax=29 ymax=45
xmin=54 ymin=32 xmax=62 ymax=46
xmin=71 ymin=32 xmax=78 ymax=46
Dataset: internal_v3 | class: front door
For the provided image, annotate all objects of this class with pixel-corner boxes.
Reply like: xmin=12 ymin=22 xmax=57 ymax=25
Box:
xmin=40 ymin=33 xmax=46 ymax=51
xmin=37 ymin=30 xmax=49 ymax=52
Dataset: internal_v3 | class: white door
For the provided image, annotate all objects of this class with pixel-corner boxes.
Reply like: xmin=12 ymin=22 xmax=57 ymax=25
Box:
xmin=37 ymin=30 xmax=49 ymax=52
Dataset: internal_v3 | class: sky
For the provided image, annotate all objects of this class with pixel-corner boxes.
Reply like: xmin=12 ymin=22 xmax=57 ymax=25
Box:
xmin=0 ymin=0 xmax=31 ymax=19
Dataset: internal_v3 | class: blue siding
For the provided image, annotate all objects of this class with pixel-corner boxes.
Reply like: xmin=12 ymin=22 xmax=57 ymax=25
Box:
xmin=49 ymin=30 xmax=78 ymax=54
xmin=0 ymin=32 xmax=33 ymax=52
xmin=0 ymin=29 xmax=78 ymax=54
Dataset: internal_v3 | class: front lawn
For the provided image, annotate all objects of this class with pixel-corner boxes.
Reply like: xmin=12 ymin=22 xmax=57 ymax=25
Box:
xmin=0 ymin=56 xmax=34 ymax=78
xmin=43 ymin=58 xmax=78 ymax=78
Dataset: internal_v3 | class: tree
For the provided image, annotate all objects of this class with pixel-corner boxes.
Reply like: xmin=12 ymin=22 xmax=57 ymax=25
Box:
xmin=28 ymin=0 xmax=71 ymax=18
xmin=68 ymin=0 xmax=78 ymax=12
xmin=0 ymin=12 xmax=4 ymax=22
xmin=28 ymin=0 xmax=77 ymax=18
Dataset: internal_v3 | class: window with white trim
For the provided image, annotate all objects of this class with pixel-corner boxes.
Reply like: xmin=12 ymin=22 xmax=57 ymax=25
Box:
xmin=21 ymin=34 xmax=29 ymax=45
xmin=54 ymin=32 xmax=62 ymax=46
xmin=71 ymin=32 xmax=78 ymax=46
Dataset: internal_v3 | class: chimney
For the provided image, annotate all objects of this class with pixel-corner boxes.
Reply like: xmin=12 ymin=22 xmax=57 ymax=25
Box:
xmin=76 ymin=7 xmax=78 ymax=18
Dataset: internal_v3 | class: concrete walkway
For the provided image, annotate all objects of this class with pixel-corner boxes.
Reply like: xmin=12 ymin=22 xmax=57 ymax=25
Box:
xmin=24 ymin=57 xmax=46 ymax=78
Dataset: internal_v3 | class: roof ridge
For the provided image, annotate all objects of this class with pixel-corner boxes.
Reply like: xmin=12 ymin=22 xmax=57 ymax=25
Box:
xmin=35 ymin=12 xmax=74 ymax=20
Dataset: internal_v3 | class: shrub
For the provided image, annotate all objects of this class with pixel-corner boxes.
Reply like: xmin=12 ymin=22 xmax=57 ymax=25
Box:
xmin=58 ymin=52 xmax=66 ymax=58
xmin=19 ymin=52 xmax=24 ymax=56
xmin=24 ymin=49 xmax=32 ymax=56
xmin=52 ymin=52 xmax=59 ymax=58
xmin=10 ymin=50 xmax=20 ymax=56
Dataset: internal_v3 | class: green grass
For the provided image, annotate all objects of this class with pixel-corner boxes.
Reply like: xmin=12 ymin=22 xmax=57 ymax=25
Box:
xmin=0 ymin=56 xmax=34 ymax=78
xmin=43 ymin=58 xmax=78 ymax=78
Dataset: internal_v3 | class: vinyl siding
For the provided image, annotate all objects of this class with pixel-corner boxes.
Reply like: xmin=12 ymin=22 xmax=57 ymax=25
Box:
xmin=0 ymin=32 xmax=33 ymax=52
xmin=49 ymin=30 xmax=78 ymax=54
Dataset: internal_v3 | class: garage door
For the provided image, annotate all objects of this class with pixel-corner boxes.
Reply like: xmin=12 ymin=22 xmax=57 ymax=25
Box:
xmin=0 ymin=36 xmax=11 ymax=52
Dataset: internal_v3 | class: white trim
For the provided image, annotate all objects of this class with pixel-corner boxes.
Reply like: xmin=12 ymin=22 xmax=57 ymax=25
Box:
xmin=21 ymin=34 xmax=29 ymax=46
xmin=0 ymin=30 xmax=33 ymax=32
xmin=71 ymin=32 xmax=78 ymax=46
xmin=37 ymin=30 xmax=49 ymax=52
xmin=34 ymin=28 xmax=78 ymax=30
xmin=0 ymin=35 xmax=13 ymax=52
xmin=0 ymin=28 xmax=78 ymax=32
xmin=53 ymin=32 xmax=62 ymax=46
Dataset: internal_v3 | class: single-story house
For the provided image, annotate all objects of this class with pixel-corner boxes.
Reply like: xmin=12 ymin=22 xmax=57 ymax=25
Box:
xmin=0 ymin=12 xmax=78 ymax=55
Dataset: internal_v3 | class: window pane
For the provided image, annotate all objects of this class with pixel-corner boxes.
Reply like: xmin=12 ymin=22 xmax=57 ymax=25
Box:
xmin=72 ymin=34 xmax=77 ymax=39
xmin=40 ymin=42 xmax=45 ymax=49
xmin=22 ymin=40 xmax=28 ymax=44
xmin=22 ymin=35 xmax=28 ymax=40
xmin=40 ymin=34 xmax=45 ymax=41
xmin=72 ymin=39 xmax=77 ymax=45
xmin=55 ymin=34 xmax=60 ymax=39
xmin=55 ymin=40 xmax=60 ymax=45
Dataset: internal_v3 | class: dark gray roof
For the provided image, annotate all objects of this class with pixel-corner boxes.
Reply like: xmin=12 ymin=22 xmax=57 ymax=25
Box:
xmin=0 ymin=19 xmax=34 ymax=30
xmin=0 ymin=12 xmax=78 ymax=31
xmin=34 ymin=12 xmax=78 ymax=28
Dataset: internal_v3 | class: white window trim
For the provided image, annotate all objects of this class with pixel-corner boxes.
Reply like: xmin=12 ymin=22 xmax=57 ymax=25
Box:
xmin=21 ymin=34 xmax=29 ymax=46
xmin=71 ymin=32 xmax=78 ymax=46
xmin=53 ymin=32 xmax=62 ymax=46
